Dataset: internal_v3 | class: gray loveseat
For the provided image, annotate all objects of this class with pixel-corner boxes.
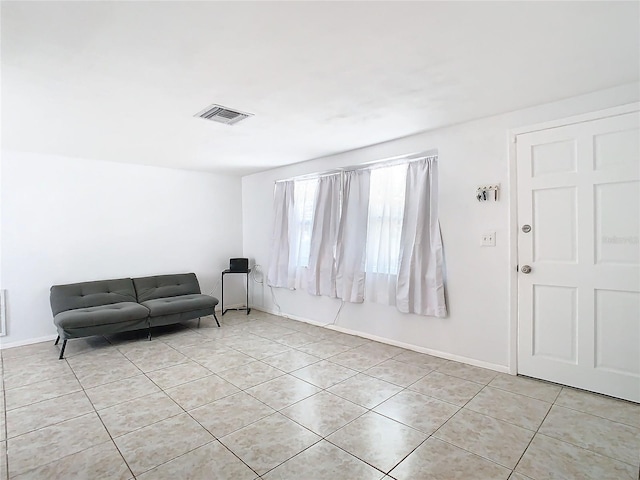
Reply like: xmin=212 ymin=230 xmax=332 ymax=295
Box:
xmin=50 ymin=273 xmax=219 ymax=359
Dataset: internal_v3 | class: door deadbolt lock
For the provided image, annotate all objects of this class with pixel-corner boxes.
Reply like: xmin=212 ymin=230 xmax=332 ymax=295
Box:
xmin=521 ymin=265 xmax=532 ymax=274
xmin=522 ymin=224 xmax=532 ymax=233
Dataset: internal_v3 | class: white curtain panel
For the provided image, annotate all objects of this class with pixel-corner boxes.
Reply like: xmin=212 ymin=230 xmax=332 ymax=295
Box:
xmin=336 ymin=170 xmax=371 ymax=302
xmin=396 ymin=158 xmax=448 ymax=317
xmin=267 ymin=181 xmax=295 ymax=288
xmin=307 ymin=174 xmax=341 ymax=297
xmin=290 ymin=178 xmax=318 ymax=289
xmin=291 ymin=179 xmax=318 ymax=268
xmin=365 ymin=163 xmax=408 ymax=305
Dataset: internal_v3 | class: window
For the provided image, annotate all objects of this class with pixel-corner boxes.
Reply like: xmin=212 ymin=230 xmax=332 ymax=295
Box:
xmin=291 ymin=178 xmax=318 ymax=268
xmin=365 ymin=164 xmax=407 ymax=274
xmin=289 ymin=166 xmax=407 ymax=273
xmin=269 ymin=155 xmax=445 ymax=315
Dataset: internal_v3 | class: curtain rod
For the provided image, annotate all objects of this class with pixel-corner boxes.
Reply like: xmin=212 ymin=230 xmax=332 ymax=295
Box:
xmin=275 ymin=149 xmax=438 ymax=183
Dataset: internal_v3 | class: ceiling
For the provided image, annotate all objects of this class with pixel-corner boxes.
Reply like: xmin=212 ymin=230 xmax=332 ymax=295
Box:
xmin=2 ymin=1 xmax=638 ymax=176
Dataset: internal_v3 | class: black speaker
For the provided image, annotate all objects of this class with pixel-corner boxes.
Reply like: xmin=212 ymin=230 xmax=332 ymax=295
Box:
xmin=229 ymin=258 xmax=249 ymax=272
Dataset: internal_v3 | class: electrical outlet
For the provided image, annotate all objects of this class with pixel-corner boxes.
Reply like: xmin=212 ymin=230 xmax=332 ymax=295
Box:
xmin=481 ymin=232 xmax=496 ymax=247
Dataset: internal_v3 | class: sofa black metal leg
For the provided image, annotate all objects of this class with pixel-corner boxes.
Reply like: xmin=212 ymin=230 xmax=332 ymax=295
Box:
xmin=147 ymin=328 xmax=152 ymax=341
xmin=58 ymin=339 xmax=67 ymax=360
xmin=54 ymin=335 xmax=60 ymax=346
xmin=213 ymin=311 xmax=220 ymax=328
xmin=197 ymin=317 xmax=201 ymax=329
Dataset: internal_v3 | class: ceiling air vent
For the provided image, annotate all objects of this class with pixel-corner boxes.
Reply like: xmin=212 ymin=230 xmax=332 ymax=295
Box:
xmin=194 ymin=104 xmax=253 ymax=126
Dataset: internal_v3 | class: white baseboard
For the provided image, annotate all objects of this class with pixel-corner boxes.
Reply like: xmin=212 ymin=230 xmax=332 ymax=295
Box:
xmin=251 ymin=306 xmax=328 ymax=327
xmin=250 ymin=306 xmax=509 ymax=374
xmin=0 ymin=334 xmax=58 ymax=350
xmin=327 ymin=324 xmax=509 ymax=374
xmin=2 ymin=307 xmax=509 ymax=375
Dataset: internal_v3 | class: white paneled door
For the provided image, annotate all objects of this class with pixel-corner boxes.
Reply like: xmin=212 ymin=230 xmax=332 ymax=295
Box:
xmin=517 ymin=110 xmax=640 ymax=402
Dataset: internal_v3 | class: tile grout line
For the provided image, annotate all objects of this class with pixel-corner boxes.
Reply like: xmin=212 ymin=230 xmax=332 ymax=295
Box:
xmin=147 ymin=318 xmax=309 ymax=478
xmin=447 ymin=380 xmax=556 ymax=433
xmin=255 ymin=375 xmax=381 ymax=477
xmin=3 ymin=314 xmax=638 ymax=479
xmin=509 ymin=392 xmax=557 ymax=477
xmin=261 ymin=352 xmax=433 ymax=477
xmin=502 ymin=384 xmax=640 ymax=475
xmin=550 ymin=398 xmax=640 ymax=430
xmin=4 ymin=342 xmax=138 ymax=479
xmin=206 ymin=316 xmax=333 ymax=477
xmin=526 ymin=397 xmax=640 ymax=469
xmin=66 ymin=340 xmax=139 ymax=480
xmin=0 ymin=322 xmax=421 ymax=479
xmin=0 ymin=331 xmax=469 ymax=479
xmin=417 ymin=376 xmax=523 ymax=475
xmin=138 ymin=355 xmax=262 ymax=479
xmin=189 ymin=320 xmax=510 ymax=477
xmin=86 ymin=320 xmax=256 ymax=478
xmin=210 ymin=326 xmax=398 ymax=476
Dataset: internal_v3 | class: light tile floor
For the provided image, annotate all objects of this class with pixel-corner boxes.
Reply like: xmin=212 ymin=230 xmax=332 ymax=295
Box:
xmin=1 ymin=310 xmax=639 ymax=479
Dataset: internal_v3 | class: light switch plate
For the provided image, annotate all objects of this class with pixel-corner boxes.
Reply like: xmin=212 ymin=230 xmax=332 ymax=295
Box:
xmin=481 ymin=232 xmax=496 ymax=247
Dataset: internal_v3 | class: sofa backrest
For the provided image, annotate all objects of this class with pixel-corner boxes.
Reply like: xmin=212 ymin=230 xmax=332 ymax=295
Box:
xmin=133 ymin=273 xmax=201 ymax=302
xmin=50 ymin=278 xmax=138 ymax=316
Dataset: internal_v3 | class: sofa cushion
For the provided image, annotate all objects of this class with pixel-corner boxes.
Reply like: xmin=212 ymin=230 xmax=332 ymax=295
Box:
xmin=133 ymin=273 xmax=202 ymax=303
xmin=50 ymin=278 xmax=138 ymax=316
xmin=54 ymin=302 xmax=150 ymax=329
xmin=141 ymin=294 xmax=218 ymax=317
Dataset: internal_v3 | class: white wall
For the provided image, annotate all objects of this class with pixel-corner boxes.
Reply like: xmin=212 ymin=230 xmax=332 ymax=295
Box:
xmin=0 ymin=151 xmax=244 ymax=346
xmin=242 ymin=83 xmax=640 ymax=371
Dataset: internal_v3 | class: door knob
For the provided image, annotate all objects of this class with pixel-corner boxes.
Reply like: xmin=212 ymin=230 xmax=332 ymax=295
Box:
xmin=521 ymin=265 xmax=532 ymax=274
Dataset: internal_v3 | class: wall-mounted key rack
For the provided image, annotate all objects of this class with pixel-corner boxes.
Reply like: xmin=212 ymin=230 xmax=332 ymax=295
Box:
xmin=476 ymin=184 xmax=500 ymax=202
